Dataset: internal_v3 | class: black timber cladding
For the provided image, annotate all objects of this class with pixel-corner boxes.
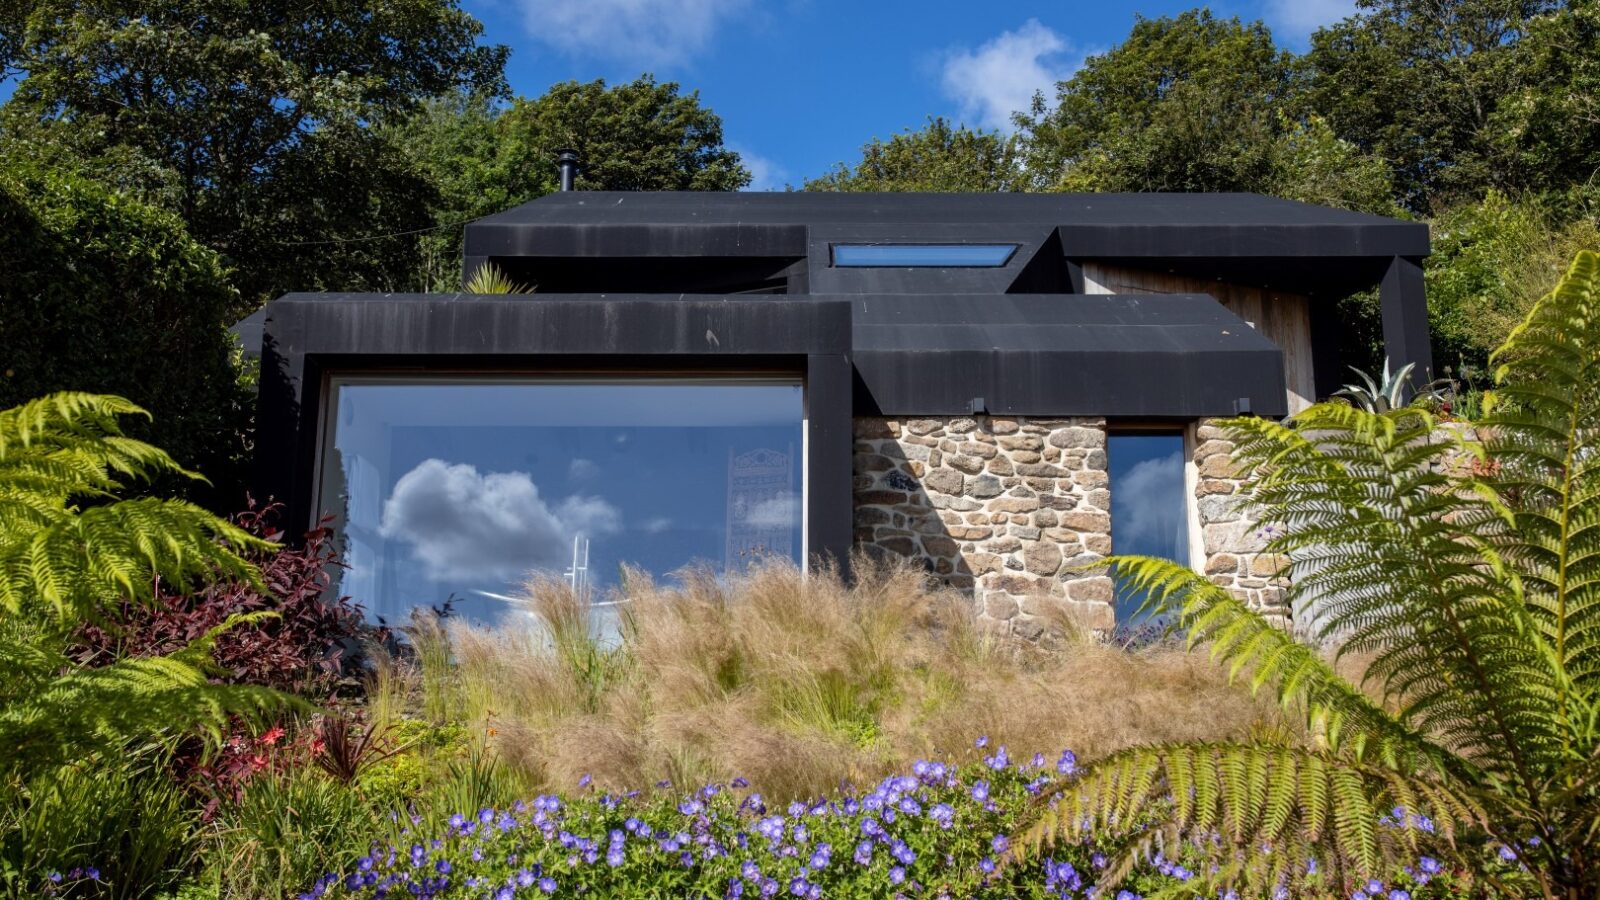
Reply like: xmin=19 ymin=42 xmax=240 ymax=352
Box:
xmin=461 ymin=190 xmax=1433 ymax=385
xmin=852 ymin=294 xmax=1287 ymax=418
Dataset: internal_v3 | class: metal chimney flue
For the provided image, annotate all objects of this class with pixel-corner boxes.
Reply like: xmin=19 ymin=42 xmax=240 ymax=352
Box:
xmin=556 ymin=149 xmax=579 ymax=191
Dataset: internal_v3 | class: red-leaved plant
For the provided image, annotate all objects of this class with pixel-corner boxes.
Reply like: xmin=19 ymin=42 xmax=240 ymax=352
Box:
xmin=70 ymin=499 xmax=381 ymax=697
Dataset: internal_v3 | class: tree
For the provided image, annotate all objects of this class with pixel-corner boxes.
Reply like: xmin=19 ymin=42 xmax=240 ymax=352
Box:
xmin=1489 ymin=0 xmax=1600 ymax=205
xmin=805 ymin=118 xmax=1021 ymax=192
xmin=1 ymin=0 xmax=507 ymax=304
xmin=388 ymin=77 xmax=751 ymax=291
xmin=1304 ymin=0 xmax=1562 ymax=213
xmin=1026 ymin=252 xmax=1600 ymax=897
xmin=1020 ymin=11 xmax=1300 ymax=193
xmin=0 ymin=151 xmax=249 ymax=503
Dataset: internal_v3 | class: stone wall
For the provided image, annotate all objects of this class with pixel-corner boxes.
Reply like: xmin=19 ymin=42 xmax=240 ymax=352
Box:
xmin=852 ymin=416 xmax=1115 ymax=642
xmin=1192 ymin=419 xmax=1288 ymax=622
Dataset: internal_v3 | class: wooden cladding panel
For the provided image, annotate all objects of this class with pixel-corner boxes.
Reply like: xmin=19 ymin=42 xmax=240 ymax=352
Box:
xmin=1082 ymin=263 xmax=1314 ymax=414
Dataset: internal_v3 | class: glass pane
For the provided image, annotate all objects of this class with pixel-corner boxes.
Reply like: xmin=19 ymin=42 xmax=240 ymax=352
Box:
xmin=1108 ymin=434 xmax=1189 ymax=634
xmin=318 ymin=380 xmax=805 ymax=628
xmin=831 ymin=244 xmax=1017 ymax=267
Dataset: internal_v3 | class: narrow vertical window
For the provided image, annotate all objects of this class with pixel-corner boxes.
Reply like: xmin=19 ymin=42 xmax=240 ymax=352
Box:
xmin=1108 ymin=433 xmax=1190 ymax=635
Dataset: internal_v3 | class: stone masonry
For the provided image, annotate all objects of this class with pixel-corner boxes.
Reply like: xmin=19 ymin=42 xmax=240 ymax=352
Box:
xmin=1192 ymin=418 xmax=1288 ymax=623
xmin=852 ymin=416 xmax=1115 ymax=642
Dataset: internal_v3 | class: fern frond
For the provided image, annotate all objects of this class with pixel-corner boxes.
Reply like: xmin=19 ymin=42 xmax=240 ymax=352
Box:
xmin=1487 ymin=250 xmax=1600 ymax=729
xmin=1025 ymin=742 xmax=1485 ymax=896
xmin=1216 ymin=403 xmax=1563 ymax=793
xmin=1114 ymin=555 xmax=1465 ymax=776
xmin=0 ymin=393 xmax=297 ymax=783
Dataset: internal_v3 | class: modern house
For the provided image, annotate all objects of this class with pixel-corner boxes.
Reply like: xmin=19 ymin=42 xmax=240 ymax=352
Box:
xmin=244 ymin=189 xmax=1430 ymax=638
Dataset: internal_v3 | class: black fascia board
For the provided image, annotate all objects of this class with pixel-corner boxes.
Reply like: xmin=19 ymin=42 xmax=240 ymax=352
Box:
xmin=851 ymin=293 xmax=1289 ymax=419
xmin=254 ymin=293 xmax=854 ymax=570
xmin=465 ymin=191 xmax=1429 ymax=262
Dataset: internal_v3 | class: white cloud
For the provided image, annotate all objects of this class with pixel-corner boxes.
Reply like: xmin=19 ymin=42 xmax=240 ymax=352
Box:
xmin=1112 ymin=452 xmax=1186 ymax=554
xmin=380 ymin=459 xmax=621 ymax=582
xmin=732 ymin=145 xmax=789 ymax=192
xmin=508 ymin=0 xmax=748 ymax=67
xmin=568 ymin=458 xmax=600 ymax=481
xmin=941 ymin=19 xmax=1082 ymax=132
xmin=1263 ymin=0 xmax=1357 ymax=43
xmin=742 ymin=492 xmax=798 ymax=528
xmin=642 ymin=516 xmax=674 ymax=534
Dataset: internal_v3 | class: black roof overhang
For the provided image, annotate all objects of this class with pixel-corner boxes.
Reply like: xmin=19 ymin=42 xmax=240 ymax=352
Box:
xmin=852 ymin=293 xmax=1287 ymax=419
xmin=253 ymin=289 xmax=1283 ymax=422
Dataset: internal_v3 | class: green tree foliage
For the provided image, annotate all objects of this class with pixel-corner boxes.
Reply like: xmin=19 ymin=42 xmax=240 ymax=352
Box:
xmin=0 ymin=393 xmax=293 ymax=785
xmin=805 ymin=118 xmax=1021 ymax=192
xmin=1020 ymin=11 xmax=1300 ymax=193
xmin=389 ymin=77 xmax=751 ymax=291
xmin=0 ymin=154 xmax=249 ymax=501
xmin=1490 ymin=0 xmax=1600 ymax=205
xmin=1 ymin=0 xmax=508 ymax=304
xmin=1304 ymin=0 xmax=1562 ymax=213
xmin=1426 ymin=191 xmax=1600 ymax=375
xmin=1026 ymin=252 xmax=1600 ymax=897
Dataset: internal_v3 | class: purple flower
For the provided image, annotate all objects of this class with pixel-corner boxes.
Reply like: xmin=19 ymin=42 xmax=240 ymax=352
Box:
xmin=970 ymin=780 xmax=989 ymax=802
xmin=1419 ymin=856 xmax=1441 ymax=875
xmin=539 ymin=876 xmax=557 ymax=893
xmin=991 ymin=834 xmax=1010 ymax=855
xmin=888 ymin=866 xmax=906 ymax=885
xmin=1057 ymin=749 xmax=1077 ymax=775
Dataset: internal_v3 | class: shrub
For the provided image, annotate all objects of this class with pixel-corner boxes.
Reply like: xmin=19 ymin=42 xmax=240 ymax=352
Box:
xmin=70 ymin=502 xmax=378 ymax=699
xmin=0 ymin=154 xmax=250 ymax=505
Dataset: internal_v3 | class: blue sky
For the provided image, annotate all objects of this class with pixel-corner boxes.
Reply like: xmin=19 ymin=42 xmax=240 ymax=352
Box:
xmin=469 ymin=0 xmax=1359 ymax=188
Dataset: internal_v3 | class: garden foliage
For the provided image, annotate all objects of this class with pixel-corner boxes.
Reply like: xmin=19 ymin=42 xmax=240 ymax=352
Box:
xmin=70 ymin=503 xmax=375 ymax=698
xmin=0 ymin=392 xmax=296 ymax=894
xmin=0 ymin=157 xmax=250 ymax=503
xmin=1028 ymin=251 xmax=1600 ymax=897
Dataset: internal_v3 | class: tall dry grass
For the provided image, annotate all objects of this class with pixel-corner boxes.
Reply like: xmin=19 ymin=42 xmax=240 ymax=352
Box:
xmin=371 ymin=558 xmax=1289 ymax=802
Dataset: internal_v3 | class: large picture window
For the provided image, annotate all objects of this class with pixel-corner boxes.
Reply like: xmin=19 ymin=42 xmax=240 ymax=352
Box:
xmin=1108 ymin=432 xmax=1190 ymax=631
xmin=316 ymin=378 xmax=806 ymax=626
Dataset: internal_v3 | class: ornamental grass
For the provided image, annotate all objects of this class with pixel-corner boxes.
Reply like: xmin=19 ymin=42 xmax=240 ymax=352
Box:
xmin=374 ymin=557 xmax=1287 ymax=803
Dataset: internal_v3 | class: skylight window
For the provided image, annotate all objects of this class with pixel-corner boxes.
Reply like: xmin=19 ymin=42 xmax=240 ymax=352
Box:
xmin=831 ymin=244 xmax=1018 ymax=267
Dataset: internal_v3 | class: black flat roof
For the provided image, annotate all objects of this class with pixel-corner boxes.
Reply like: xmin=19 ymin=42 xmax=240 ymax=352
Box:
xmin=466 ymin=190 xmax=1427 ymax=261
xmin=474 ymin=190 xmax=1409 ymax=231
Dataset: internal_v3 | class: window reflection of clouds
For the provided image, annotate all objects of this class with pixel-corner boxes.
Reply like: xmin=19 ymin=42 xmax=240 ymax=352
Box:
xmin=1109 ymin=434 xmax=1189 ymax=627
xmin=320 ymin=381 xmax=805 ymax=627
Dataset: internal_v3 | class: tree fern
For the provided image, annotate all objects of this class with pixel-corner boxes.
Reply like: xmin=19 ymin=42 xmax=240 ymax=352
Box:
xmin=1025 ymin=252 xmax=1600 ymax=897
xmin=0 ymin=393 xmax=297 ymax=784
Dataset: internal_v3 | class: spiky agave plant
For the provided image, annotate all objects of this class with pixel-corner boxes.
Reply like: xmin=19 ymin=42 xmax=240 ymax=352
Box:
xmin=463 ymin=262 xmax=533 ymax=294
xmin=0 ymin=393 xmax=296 ymax=784
xmin=1023 ymin=252 xmax=1600 ymax=898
